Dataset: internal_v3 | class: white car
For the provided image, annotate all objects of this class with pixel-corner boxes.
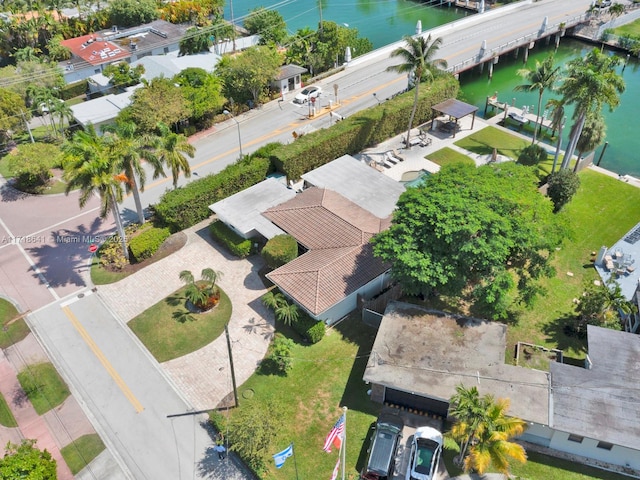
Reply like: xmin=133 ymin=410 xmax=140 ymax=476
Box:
xmin=294 ymin=86 xmax=322 ymax=104
xmin=406 ymin=427 xmax=443 ymax=480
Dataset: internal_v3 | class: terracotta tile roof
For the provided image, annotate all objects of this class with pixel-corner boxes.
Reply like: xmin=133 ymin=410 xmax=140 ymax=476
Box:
xmin=264 ymin=188 xmax=392 ymax=316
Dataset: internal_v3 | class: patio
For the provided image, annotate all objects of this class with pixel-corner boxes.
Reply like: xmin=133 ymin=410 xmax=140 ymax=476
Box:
xmin=593 ymin=220 xmax=640 ymax=300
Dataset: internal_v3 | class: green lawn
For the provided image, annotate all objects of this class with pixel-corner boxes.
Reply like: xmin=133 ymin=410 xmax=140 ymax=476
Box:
xmin=210 ymin=313 xmax=379 ymax=480
xmin=611 ymin=19 xmax=640 ymax=37
xmin=60 ymin=434 xmax=106 ymax=475
xmin=426 ymin=147 xmax=476 ymax=167
xmin=443 ymin=448 xmax=632 ymax=480
xmin=0 ymin=393 xmax=17 ymax=428
xmin=128 ymin=287 xmax=232 ymax=362
xmin=0 ymin=298 xmax=31 ymax=349
xmin=16 ymin=362 xmax=70 ymax=415
xmin=90 ymin=255 xmax=130 ymax=285
xmin=455 ymin=126 xmax=529 ymax=160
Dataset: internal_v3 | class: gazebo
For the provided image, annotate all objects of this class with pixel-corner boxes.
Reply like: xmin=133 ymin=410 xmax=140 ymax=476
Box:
xmin=431 ymin=98 xmax=478 ymax=138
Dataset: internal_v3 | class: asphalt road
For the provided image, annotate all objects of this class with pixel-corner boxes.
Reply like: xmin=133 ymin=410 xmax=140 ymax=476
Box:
xmin=2 ymin=1 xmax=598 ymax=478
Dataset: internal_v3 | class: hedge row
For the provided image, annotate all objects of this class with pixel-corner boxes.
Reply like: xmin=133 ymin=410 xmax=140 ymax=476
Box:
xmin=128 ymin=226 xmax=171 ymax=262
xmin=153 ymin=157 xmax=271 ymax=232
xmin=209 ymin=220 xmax=252 ymax=257
xmin=271 ymin=74 xmax=459 ymax=180
xmin=60 ymin=80 xmax=87 ymax=100
xmin=261 ymin=234 xmax=298 ymax=269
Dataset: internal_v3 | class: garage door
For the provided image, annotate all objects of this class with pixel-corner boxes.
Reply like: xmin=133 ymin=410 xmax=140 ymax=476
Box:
xmin=384 ymin=388 xmax=449 ymax=417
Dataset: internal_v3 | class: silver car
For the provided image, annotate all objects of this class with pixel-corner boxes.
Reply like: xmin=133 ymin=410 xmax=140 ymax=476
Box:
xmin=406 ymin=427 xmax=443 ymax=480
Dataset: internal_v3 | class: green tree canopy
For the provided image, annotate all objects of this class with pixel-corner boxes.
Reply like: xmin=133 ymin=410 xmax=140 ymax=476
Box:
xmin=109 ymin=0 xmax=158 ymax=27
xmin=0 ymin=439 xmax=57 ymax=479
xmin=121 ymin=77 xmax=190 ymax=133
xmin=0 ymin=87 xmax=27 ymax=142
xmin=244 ymin=7 xmax=287 ymax=45
xmin=372 ymin=162 xmax=566 ymax=319
xmin=179 ymin=26 xmax=213 ymax=56
xmin=103 ymin=62 xmax=145 ymax=89
xmin=572 ymin=280 xmax=634 ymax=337
xmin=216 ymin=45 xmax=282 ymax=105
xmin=546 ymin=168 xmax=580 ymax=212
xmin=174 ymin=68 xmax=225 ymax=125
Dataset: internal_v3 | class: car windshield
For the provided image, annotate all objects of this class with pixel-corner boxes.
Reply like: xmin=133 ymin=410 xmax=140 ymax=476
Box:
xmin=415 ymin=438 xmax=438 ymax=474
xmin=301 ymin=88 xmax=312 ymax=95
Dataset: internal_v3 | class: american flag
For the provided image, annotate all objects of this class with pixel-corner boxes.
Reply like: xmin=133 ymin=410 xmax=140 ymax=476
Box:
xmin=322 ymin=414 xmax=345 ymax=453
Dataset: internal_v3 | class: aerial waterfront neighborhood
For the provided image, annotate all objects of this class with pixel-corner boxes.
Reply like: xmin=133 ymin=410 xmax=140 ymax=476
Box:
xmin=1 ymin=0 xmax=640 ymax=479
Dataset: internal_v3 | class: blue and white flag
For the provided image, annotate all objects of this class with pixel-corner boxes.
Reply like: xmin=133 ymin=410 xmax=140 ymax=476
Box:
xmin=273 ymin=443 xmax=293 ymax=469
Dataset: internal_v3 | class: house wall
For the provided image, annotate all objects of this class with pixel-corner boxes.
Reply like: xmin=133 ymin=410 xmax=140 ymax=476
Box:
xmin=314 ymin=271 xmax=392 ymax=324
xmin=522 ymin=424 xmax=640 ymax=471
xmin=64 ymin=64 xmax=103 ymax=84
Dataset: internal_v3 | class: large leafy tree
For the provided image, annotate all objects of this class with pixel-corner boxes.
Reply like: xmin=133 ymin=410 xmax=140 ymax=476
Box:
xmin=108 ymin=0 xmax=158 ymax=27
xmin=62 ymin=125 xmax=129 ymax=260
xmin=573 ymin=280 xmax=635 ymax=336
xmin=514 ymin=54 xmax=561 ymax=143
xmin=174 ymin=68 xmax=225 ymax=126
xmin=122 ymin=77 xmax=190 ymax=133
xmin=0 ymin=439 xmax=57 ymax=479
xmin=547 ymin=168 xmax=580 ymax=213
xmin=103 ymin=62 xmax=145 ymax=89
xmin=372 ymin=162 xmax=566 ymax=319
xmin=448 ymin=385 xmax=527 ymax=475
xmin=179 ymin=26 xmax=213 ymax=56
xmin=0 ymin=61 xmax=64 ymax=102
xmin=386 ymin=34 xmax=447 ymax=146
xmin=244 ymin=7 xmax=287 ymax=45
xmin=0 ymin=87 xmax=27 ymax=144
xmin=559 ymin=48 xmax=624 ymax=170
xmin=216 ymin=45 xmax=282 ymax=105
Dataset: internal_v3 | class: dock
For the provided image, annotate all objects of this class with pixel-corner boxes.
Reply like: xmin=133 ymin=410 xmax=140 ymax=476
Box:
xmin=484 ymin=95 xmax=555 ymax=132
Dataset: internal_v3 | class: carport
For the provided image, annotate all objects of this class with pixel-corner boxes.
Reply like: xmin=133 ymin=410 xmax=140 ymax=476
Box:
xmin=431 ymin=98 xmax=478 ymax=138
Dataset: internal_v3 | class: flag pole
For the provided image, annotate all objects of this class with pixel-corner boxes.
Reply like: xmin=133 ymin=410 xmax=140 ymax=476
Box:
xmin=292 ymin=442 xmax=299 ymax=480
xmin=341 ymin=406 xmax=347 ymax=480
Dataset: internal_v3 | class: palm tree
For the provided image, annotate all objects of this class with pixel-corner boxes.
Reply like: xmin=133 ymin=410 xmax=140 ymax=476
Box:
xmin=152 ymin=122 xmax=195 ymax=188
xmin=62 ymin=125 xmax=129 ymax=260
xmin=559 ymin=48 xmax=625 ymax=170
xmin=387 ymin=34 xmax=447 ymax=146
xmin=275 ymin=302 xmax=299 ymax=325
xmin=514 ymin=54 xmax=561 ymax=143
xmin=103 ymin=122 xmax=164 ymax=224
xmin=574 ymin=112 xmax=606 ymax=172
xmin=49 ymin=99 xmax=74 ymax=137
xmin=179 ymin=268 xmax=223 ymax=311
xmin=448 ymin=385 xmax=527 ymax=475
xmin=545 ymin=97 xmax=565 ymax=138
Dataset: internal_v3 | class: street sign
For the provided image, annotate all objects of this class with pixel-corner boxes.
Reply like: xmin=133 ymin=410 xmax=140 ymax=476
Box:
xmin=88 ymin=244 xmax=98 ymax=253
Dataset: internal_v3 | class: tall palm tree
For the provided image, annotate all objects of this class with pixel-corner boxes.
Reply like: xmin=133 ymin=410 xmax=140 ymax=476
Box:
xmin=574 ymin=111 xmax=606 ymax=172
xmin=103 ymin=122 xmax=164 ymax=224
xmin=545 ymin=97 xmax=565 ymax=138
xmin=62 ymin=125 xmax=129 ymax=260
xmin=514 ymin=54 xmax=561 ymax=143
xmin=50 ymin=99 xmax=74 ymax=137
xmin=387 ymin=34 xmax=447 ymax=146
xmin=559 ymin=48 xmax=625 ymax=170
xmin=152 ymin=122 xmax=195 ymax=188
xmin=449 ymin=385 xmax=527 ymax=475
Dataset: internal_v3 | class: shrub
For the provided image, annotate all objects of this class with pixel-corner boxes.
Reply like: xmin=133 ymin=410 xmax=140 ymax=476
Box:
xmin=292 ymin=315 xmax=325 ymax=344
xmin=547 ymin=169 xmax=581 ymax=212
xmin=517 ymin=144 xmax=547 ymax=166
xmin=128 ymin=226 xmax=170 ymax=262
xmin=266 ymin=334 xmax=294 ymax=374
xmin=209 ymin=221 xmax=252 ymax=257
xmin=60 ymin=80 xmax=87 ymax=100
xmin=98 ymin=236 xmax=129 ymax=270
xmin=261 ymin=234 xmax=297 ymax=269
xmin=8 ymin=143 xmax=61 ymax=193
xmin=153 ymin=157 xmax=270 ymax=231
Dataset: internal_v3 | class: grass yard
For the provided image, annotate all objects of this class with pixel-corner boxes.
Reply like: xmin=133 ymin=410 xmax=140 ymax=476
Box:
xmin=90 ymin=255 xmax=130 ymax=285
xmin=443 ymin=448 xmax=632 ymax=480
xmin=455 ymin=126 xmax=528 ymax=160
xmin=0 ymin=393 xmax=17 ymax=428
xmin=60 ymin=434 xmax=106 ymax=475
xmin=611 ymin=19 xmax=640 ymax=37
xmin=210 ymin=314 xmax=379 ymax=480
xmin=17 ymin=362 xmax=70 ymax=415
xmin=128 ymin=286 xmax=231 ymax=362
xmin=507 ymin=170 xmax=640 ymax=359
xmin=0 ymin=299 xmax=31 ymax=349
xmin=426 ymin=147 xmax=476 ymax=167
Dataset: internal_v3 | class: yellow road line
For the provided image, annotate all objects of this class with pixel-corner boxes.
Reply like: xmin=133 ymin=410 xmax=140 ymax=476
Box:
xmin=62 ymin=306 xmax=144 ymax=413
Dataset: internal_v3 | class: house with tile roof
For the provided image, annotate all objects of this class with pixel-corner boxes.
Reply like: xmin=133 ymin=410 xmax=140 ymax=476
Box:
xmin=364 ymin=302 xmax=640 ymax=475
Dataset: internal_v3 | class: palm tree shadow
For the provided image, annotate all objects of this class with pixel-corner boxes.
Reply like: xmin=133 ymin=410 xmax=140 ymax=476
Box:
xmin=542 ymin=313 xmax=588 ymax=354
xmin=0 ymin=183 xmax=30 ymax=203
xmin=165 ymin=293 xmax=184 ymax=307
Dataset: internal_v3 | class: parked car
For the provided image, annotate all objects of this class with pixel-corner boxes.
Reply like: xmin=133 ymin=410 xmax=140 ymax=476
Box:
xmin=361 ymin=414 xmax=404 ymax=480
xmin=294 ymin=85 xmax=322 ymax=104
xmin=596 ymin=0 xmax=612 ymax=7
xmin=406 ymin=426 xmax=443 ymax=480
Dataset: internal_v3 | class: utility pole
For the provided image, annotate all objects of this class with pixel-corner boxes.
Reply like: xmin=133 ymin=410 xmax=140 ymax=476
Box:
xmin=318 ymin=0 xmax=323 ymax=33
xmin=229 ymin=0 xmax=236 ymax=52
xmin=225 ymin=323 xmax=239 ymax=407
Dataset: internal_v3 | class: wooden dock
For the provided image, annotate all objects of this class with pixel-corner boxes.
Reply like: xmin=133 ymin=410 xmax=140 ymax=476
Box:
xmin=485 ymin=95 xmax=555 ymax=131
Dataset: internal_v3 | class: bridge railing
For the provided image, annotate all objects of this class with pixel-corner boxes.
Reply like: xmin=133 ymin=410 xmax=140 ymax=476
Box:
xmin=447 ymin=12 xmax=589 ymax=74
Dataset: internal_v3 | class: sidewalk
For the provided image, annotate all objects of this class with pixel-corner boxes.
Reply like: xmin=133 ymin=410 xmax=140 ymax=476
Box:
xmin=96 ymin=221 xmax=275 ymax=410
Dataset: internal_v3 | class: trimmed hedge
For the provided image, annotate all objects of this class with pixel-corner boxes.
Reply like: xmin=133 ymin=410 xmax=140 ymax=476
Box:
xmin=292 ymin=315 xmax=325 ymax=344
xmin=128 ymin=226 xmax=171 ymax=262
xmin=153 ymin=157 xmax=270 ymax=232
xmin=60 ymin=80 xmax=88 ymax=100
xmin=261 ymin=234 xmax=297 ymax=269
xmin=271 ymin=74 xmax=459 ymax=180
xmin=209 ymin=220 xmax=252 ymax=257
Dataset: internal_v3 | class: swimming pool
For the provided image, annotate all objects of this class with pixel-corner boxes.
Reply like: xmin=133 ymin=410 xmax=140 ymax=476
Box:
xmin=401 ymin=170 xmax=431 ymax=188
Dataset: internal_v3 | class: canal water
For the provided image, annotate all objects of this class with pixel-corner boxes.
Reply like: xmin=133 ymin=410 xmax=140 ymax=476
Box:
xmin=457 ymin=38 xmax=640 ymax=177
xmin=225 ymin=0 xmax=469 ymax=49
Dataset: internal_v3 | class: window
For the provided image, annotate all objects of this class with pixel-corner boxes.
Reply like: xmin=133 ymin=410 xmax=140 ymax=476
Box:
xmin=567 ymin=434 xmax=584 ymax=443
xmin=597 ymin=441 xmax=613 ymax=451
xmin=164 ymin=47 xmax=169 ymax=54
